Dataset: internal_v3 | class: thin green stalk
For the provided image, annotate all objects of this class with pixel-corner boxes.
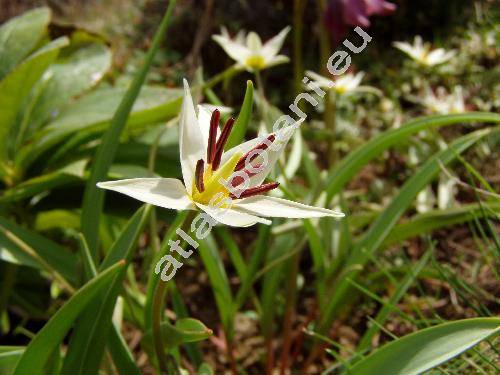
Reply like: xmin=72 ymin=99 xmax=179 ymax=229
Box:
xmin=279 ymin=246 xmax=301 ymax=373
xmin=201 ymin=65 xmax=239 ymax=90
xmin=150 ymin=211 xmax=194 ymax=374
xmin=293 ymin=0 xmax=306 ymax=96
xmin=152 ymin=280 xmax=178 ymax=374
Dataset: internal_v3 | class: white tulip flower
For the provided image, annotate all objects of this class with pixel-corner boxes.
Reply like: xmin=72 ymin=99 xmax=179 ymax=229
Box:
xmin=97 ymin=80 xmax=344 ymax=227
xmin=212 ymin=26 xmax=291 ymax=72
xmin=393 ymin=36 xmax=456 ymax=66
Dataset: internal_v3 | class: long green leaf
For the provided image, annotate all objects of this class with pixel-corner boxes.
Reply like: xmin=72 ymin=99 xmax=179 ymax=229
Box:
xmin=61 ymin=205 xmax=150 ymax=375
xmin=349 ymin=318 xmax=500 ymax=375
xmin=0 ymin=216 xmax=77 ymax=286
xmin=0 ymin=37 xmax=68 ymax=164
xmin=19 ymin=86 xmax=182 ymax=170
xmin=81 ymin=0 xmax=177 ymax=259
xmin=318 ymin=127 xmax=497 ymax=334
xmin=356 ymin=250 xmax=431 ymax=352
xmin=384 ymin=202 xmax=500 ymax=246
xmin=0 ymin=7 xmax=50 ymax=79
xmin=27 ymin=40 xmax=112 ymax=131
xmin=324 ymin=113 xmax=500 ymax=205
xmin=13 ymin=261 xmax=125 ymax=374
xmin=0 ymin=346 xmax=24 ymax=374
xmin=198 ymin=234 xmax=234 ymax=336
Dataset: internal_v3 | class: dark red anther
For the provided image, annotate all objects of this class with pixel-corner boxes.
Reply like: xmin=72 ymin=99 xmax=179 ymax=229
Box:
xmin=195 ymin=159 xmax=205 ymax=193
xmin=230 ymin=182 xmax=279 ymax=199
xmin=231 ymin=164 xmax=262 ymax=187
xmin=234 ymin=134 xmax=275 ymax=172
xmin=207 ymin=109 xmax=220 ymax=164
xmin=211 ymin=117 xmax=235 ymax=171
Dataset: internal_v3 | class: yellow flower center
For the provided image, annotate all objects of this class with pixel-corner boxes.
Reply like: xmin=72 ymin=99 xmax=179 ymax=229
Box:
xmin=191 ymin=152 xmax=242 ymax=205
xmin=245 ymin=55 xmax=266 ymax=70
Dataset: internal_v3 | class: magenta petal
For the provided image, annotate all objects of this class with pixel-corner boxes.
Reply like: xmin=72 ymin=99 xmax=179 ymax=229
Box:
xmin=365 ymin=0 xmax=397 ymax=16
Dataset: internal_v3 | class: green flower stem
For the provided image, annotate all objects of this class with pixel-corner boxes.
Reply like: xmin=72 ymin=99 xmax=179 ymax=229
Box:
xmin=202 ymin=65 xmax=240 ymax=90
xmin=151 ymin=211 xmax=195 ymax=374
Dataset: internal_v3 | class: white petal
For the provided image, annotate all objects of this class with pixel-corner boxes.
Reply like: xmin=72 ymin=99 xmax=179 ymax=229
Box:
xmin=305 ymin=70 xmax=333 ymax=88
xmin=264 ymin=55 xmax=290 ymax=68
xmin=195 ymin=203 xmax=271 ymax=227
xmin=220 ymin=121 xmax=301 ymax=186
xmin=261 ymin=26 xmax=291 ymax=59
xmin=246 ymin=32 xmax=263 ymax=54
xmin=97 ymin=178 xmax=193 ymax=210
xmin=212 ymin=34 xmax=251 ymax=65
xmin=180 ymin=80 xmax=205 ymax=195
xmin=235 ymin=195 xmax=344 ymax=218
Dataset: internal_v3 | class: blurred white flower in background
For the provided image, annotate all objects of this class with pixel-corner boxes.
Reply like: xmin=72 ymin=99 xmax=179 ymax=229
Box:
xmin=393 ymin=36 xmax=456 ymax=66
xmin=212 ymin=26 xmax=290 ymax=72
xmin=305 ymin=70 xmax=380 ymax=96
xmin=421 ymin=86 xmax=466 ymax=114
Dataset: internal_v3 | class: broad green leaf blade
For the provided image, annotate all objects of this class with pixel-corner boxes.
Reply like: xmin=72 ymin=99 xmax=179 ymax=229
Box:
xmin=226 ymin=80 xmax=254 ymax=149
xmin=350 ymin=318 xmax=500 ymax=375
xmin=318 ymin=127 xmax=497 ymax=334
xmin=0 ymin=7 xmax=51 ymax=79
xmin=0 ymin=216 xmax=78 ymax=286
xmin=18 ymin=86 xmax=182 ymax=170
xmin=80 ymin=0 xmax=178 ymax=258
xmin=61 ymin=205 xmax=150 ymax=375
xmin=324 ymin=113 xmax=500 ymax=205
xmin=0 ymin=37 xmax=68 ymax=163
xmin=28 ymin=39 xmax=112 ymax=130
xmin=0 ymin=346 xmax=24 ymax=374
xmin=13 ymin=261 xmax=125 ymax=375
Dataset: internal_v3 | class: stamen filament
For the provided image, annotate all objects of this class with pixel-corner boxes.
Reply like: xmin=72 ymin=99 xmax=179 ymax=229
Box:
xmin=234 ymin=134 xmax=275 ymax=171
xmin=207 ymin=109 xmax=220 ymax=164
xmin=195 ymin=159 xmax=205 ymax=193
xmin=230 ymin=182 xmax=279 ymax=199
xmin=212 ymin=117 xmax=235 ymax=171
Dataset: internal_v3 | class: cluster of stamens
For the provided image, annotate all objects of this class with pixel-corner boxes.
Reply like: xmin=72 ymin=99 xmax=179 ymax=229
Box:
xmin=193 ymin=109 xmax=280 ymax=201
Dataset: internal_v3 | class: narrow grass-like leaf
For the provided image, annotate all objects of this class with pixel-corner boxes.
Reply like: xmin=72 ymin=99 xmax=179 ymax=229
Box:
xmin=349 ymin=318 xmax=500 ymax=375
xmin=317 ymin=127 xmax=497 ymax=335
xmin=0 ymin=216 xmax=77 ymax=286
xmin=13 ymin=261 xmax=125 ymax=374
xmin=235 ymin=225 xmax=270 ymax=309
xmin=198 ymin=234 xmax=234 ymax=335
xmin=81 ymin=0 xmax=177 ymax=258
xmin=144 ymin=211 xmax=189 ymax=332
xmin=143 ymin=318 xmax=213 ymax=352
xmin=356 ymin=250 xmax=431 ymax=352
xmin=384 ymin=202 xmax=500 ymax=246
xmin=61 ymin=205 xmax=150 ymax=375
xmin=324 ymin=113 xmax=500 ymax=205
